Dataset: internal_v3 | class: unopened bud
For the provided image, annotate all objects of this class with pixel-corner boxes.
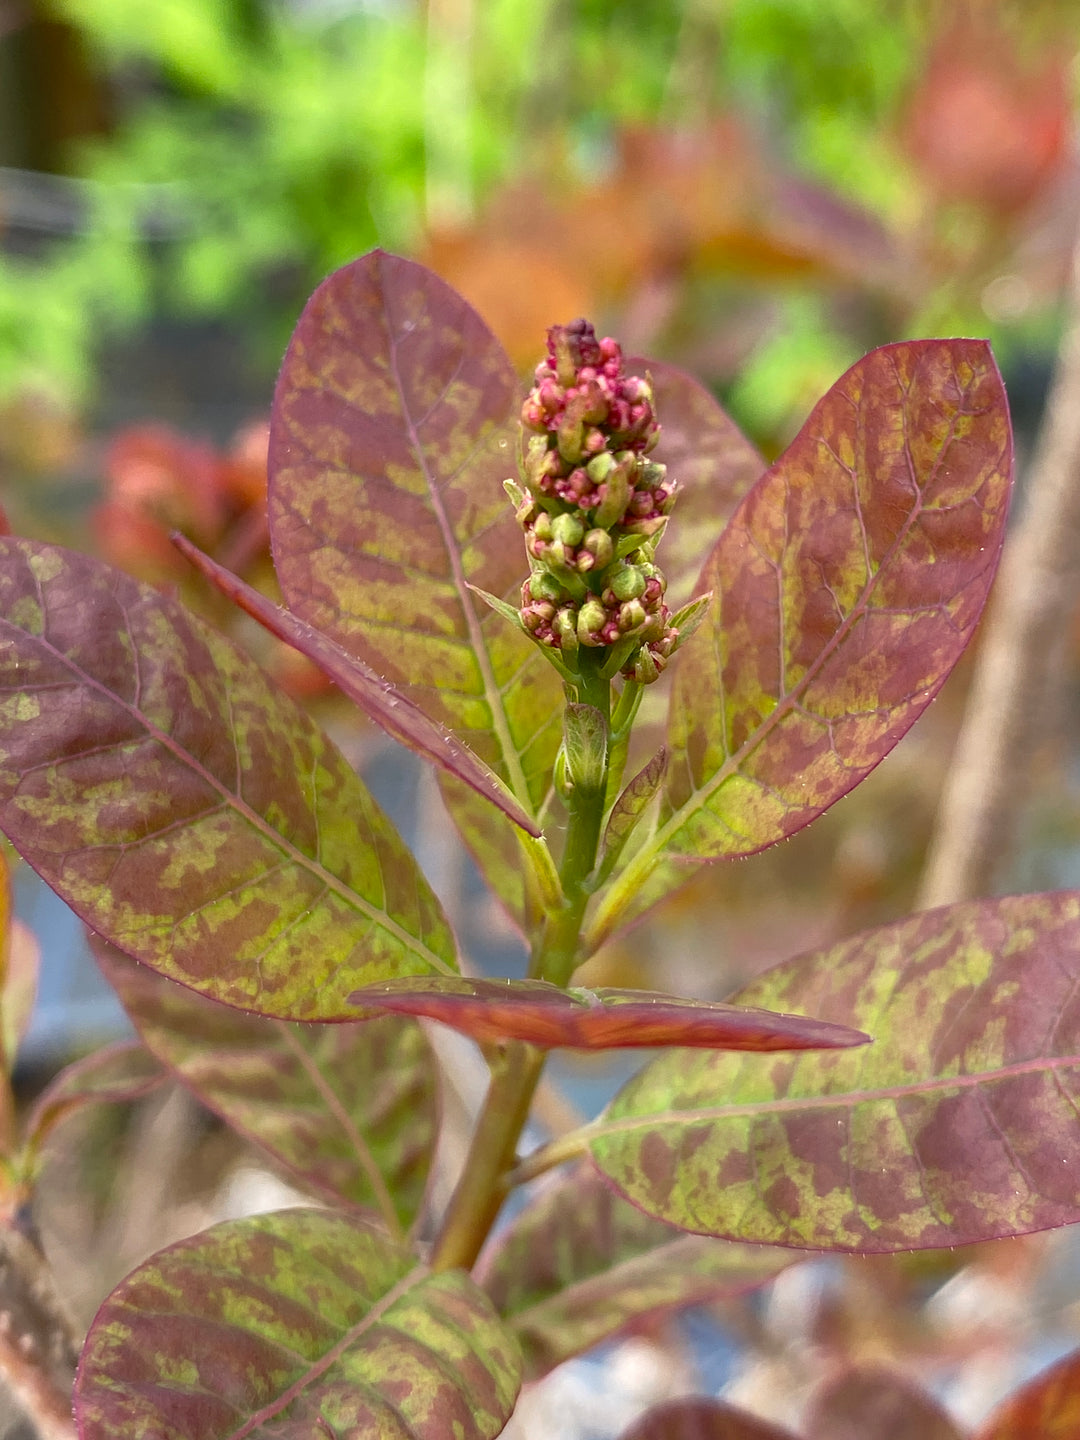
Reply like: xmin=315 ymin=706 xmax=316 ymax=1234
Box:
xmin=618 ymin=599 xmax=647 ymax=632
xmin=632 ymin=647 xmax=660 ymax=684
xmin=577 ymin=598 xmax=608 ymax=646
xmin=551 ymin=512 xmax=584 ymax=547
xmin=529 ymin=571 xmax=565 ymax=603
xmin=610 ymin=565 xmax=646 ymax=602
xmin=555 ymin=606 xmax=579 ymax=656
xmin=533 ymin=511 xmax=554 ymax=542
xmin=582 ymin=528 xmax=614 ymax=569
xmin=586 ymin=451 xmax=616 ymax=486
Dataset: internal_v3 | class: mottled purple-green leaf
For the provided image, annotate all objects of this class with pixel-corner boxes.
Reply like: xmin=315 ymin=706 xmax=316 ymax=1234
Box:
xmin=267 ymin=250 xmax=562 ymax=820
xmin=618 ymin=1399 xmax=798 ymax=1440
xmin=95 ymin=940 xmax=438 ymax=1237
xmin=172 ymin=533 xmax=540 ymax=838
xmin=805 ymin=1367 xmax=962 ymax=1440
xmin=20 ymin=1041 xmax=163 ymax=1173
xmin=588 ymin=893 xmax=1080 ymax=1251
xmin=476 ymin=1163 xmax=790 ymax=1380
xmin=0 ymin=538 xmax=457 ymax=1019
xmin=350 ymin=976 xmax=869 ymax=1053
xmin=627 ymin=359 xmax=766 ymax=612
xmin=974 ymin=1347 xmax=1080 ymax=1439
xmin=75 ymin=1209 xmax=522 ymax=1440
xmin=590 ymin=340 xmax=1012 ymax=948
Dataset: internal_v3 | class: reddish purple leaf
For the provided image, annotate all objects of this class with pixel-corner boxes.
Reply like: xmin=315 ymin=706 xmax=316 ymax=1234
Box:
xmin=349 ymin=976 xmax=869 ymax=1052
xmin=618 ymin=1398 xmax=799 ymax=1440
xmin=172 ymin=533 xmax=540 ymax=838
xmin=95 ymin=940 xmax=439 ymax=1236
xmin=628 ymin=358 xmax=766 ymax=612
xmin=974 ymin=1347 xmax=1080 ymax=1439
xmin=805 ymin=1367 xmax=963 ymax=1440
xmin=75 ymin=1210 xmax=522 ymax=1440
xmin=267 ymin=250 xmax=562 ymax=817
xmin=588 ymin=892 xmax=1080 ymax=1251
xmin=477 ymin=1163 xmax=791 ymax=1380
xmin=20 ymin=1041 xmax=163 ymax=1176
xmin=589 ymin=339 xmax=1013 ymax=949
xmin=0 ymin=538 xmax=457 ymax=1019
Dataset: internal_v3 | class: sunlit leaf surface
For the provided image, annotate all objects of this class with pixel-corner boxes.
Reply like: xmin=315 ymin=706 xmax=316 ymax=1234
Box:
xmin=268 ymin=249 xmax=562 ymax=816
xmin=172 ymin=534 xmax=540 ymax=837
xmin=75 ymin=1210 xmax=522 ymax=1440
xmin=350 ymin=976 xmax=868 ymax=1052
xmin=590 ymin=339 xmax=1012 ymax=947
xmin=588 ymin=893 xmax=1080 ymax=1250
xmin=477 ymin=1163 xmax=790 ymax=1379
xmin=96 ymin=941 xmax=439 ymax=1236
xmin=0 ymin=539 xmax=457 ymax=1018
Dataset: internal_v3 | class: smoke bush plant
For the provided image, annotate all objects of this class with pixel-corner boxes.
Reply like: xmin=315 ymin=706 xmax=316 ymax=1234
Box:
xmin=1 ymin=250 xmax=1079 ymax=1438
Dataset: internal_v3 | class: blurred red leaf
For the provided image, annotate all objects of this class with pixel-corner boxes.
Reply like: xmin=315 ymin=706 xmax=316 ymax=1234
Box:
xmin=349 ymin=976 xmax=868 ymax=1052
xmin=974 ymin=1346 xmax=1080 ymax=1439
xmin=805 ymin=1366 xmax=963 ymax=1440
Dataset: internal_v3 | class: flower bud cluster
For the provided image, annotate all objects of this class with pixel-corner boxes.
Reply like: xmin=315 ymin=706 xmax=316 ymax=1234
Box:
xmin=515 ymin=319 xmax=679 ymax=684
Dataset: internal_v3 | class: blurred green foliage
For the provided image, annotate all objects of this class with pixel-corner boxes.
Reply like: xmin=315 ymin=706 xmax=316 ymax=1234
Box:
xmin=0 ymin=0 xmax=1073 ymax=438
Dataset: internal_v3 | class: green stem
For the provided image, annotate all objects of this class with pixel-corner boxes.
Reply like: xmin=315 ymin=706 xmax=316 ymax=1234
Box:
xmin=430 ymin=655 xmax=613 ymax=1273
xmin=429 ymin=1041 xmax=545 ymax=1273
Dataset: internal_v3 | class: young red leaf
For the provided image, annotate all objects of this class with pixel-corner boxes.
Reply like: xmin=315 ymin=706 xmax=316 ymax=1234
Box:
xmin=0 ymin=538 xmax=457 ymax=1019
xmin=476 ymin=1163 xmax=790 ymax=1380
xmin=19 ymin=1041 xmax=163 ymax=1176
xmin=805 ymin=1366 xmax=963 ymax=1440
xmin=587 ymin=893 xmax=1080 ymax=1250
xmin=95 ymin=940 xmax=439 ymax=1237
xmin=172 ymin=533 xmax=540 ymax=838
xmin=618 ymin=1398 xmax=799 ymax=1440
xmin=974 ymin=1347 xmax=1080 ymax=1440
xmin=349 ymin=976 xmax=869 ymax=1052
xmin=267 ymin=249 xmax=562 ymax=819
xmin=590 ymin=339 xmax=1013 ymax=948
xmin=628 ymin=358 xmax=766 ymax=611
xmin=74 ymin=1210 xmax=522 ymax=1440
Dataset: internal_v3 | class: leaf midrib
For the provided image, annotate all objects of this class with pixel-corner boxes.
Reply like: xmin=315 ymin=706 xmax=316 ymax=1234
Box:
xmin=589 ymin=381 xmax=990 ymax=943
xmin=594 ymin=1049 xmax=1080 ymax=1137
xmin=1 ymin=584 xmax=454 ymax=981
xmin=379 ymin=255 xmax=534 ymax=815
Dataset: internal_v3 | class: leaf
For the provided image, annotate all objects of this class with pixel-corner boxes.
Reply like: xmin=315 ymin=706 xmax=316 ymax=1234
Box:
xmin=20 ymin=1041 xmax=164 ymax=1174
xmin=267 ymin=249 xmax=562 ymax=817
xmin=0 ymin=538 xmax=457 ymax=1019
xmin=589 ymin=339 xmax=1013 ymax=948
xmin=172 ymin=534 xmax=541 ymax=838
xmin=587 ymin=892 xmax=1080 ymax=1251
xmin=617 ymin=1398 xmax=799 ymax=1440
xmin=95 ymin=940 xmax=439 ymax=1238
xmin=563 ymin=703 xmax=608 ymax=795
xmin=974 ymin=1347 xmax=1080 ymax=1439
xmin=476 ymin=1163 xmax=790 ymax=1380
xmin=628 ymin=359 xmax=766 ymax=612
xmin=805 ymin=1367 xmax=963 ymax=1440
xmin=74 ymin=1209 xmax=522 ymax=1440
xmin=349 ymin=976 xmax=869 ymax=1053
xmin=600 ymin=748 xmax=668 ymax=878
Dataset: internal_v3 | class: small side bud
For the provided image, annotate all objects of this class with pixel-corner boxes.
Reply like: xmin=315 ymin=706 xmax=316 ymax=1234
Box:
xmin=551 ymin=512 xmax=585 ymax=547
xmin=577 ymin=597 xmax=608 ymax=647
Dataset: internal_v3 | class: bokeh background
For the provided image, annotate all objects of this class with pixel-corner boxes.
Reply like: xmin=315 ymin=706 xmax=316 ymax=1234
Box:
xmin=5 ymin=1 xmax=1080 ymax=1436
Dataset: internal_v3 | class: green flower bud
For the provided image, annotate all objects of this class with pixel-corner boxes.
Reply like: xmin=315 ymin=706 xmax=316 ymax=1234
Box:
xmin=618 ymin=599 xmax=647 ymax=632
xmin=633 ymin=647 xmax=661 ymax=684
xmin=582 ymin=529 xmax=614 ymax=569
xmin=529 ymin=570 xmax=566 ymax=603
xmin=551 ymin=512 xmax=585 ymax=547
xmin=533 ymin=511 xmax=554 ymax=542
xmin=555 ymin=605 xmax=580 ymax=657
xmin=610 ymin=565 xmax=646 ymax=602
xmin=586 ymin=451 xmax=616 ymax=486
xmin=577 ymin=598 xmax=608 ymax=646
